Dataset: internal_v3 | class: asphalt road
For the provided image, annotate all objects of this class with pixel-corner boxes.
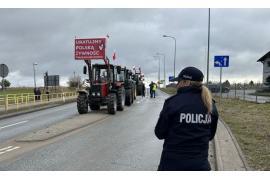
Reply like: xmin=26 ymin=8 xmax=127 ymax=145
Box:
xmin=0 ymin=90 xmax=216 ymax=170
xmin=0 ymin=103 xmax=77 ymax=143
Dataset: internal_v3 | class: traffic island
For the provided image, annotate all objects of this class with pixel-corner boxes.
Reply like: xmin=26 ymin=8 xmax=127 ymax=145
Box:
xmin=16 ymin=112 xmax=108 ymax=142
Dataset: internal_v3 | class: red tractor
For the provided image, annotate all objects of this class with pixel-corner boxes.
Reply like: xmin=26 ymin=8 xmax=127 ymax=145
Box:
xmin=77 ymin=60 xmax=125 ymax=115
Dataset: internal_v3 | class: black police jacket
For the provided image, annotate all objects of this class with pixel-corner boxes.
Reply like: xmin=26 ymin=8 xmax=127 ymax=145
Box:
xmin=155 ymin=86 xmax=219 ymax=159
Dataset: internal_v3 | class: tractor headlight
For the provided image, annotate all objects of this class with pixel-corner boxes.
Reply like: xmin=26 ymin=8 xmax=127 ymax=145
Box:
xmin=97 ymin=92 xmax=100 ymax=96
xmin=92 ymin=92 xmax=95 ymax=96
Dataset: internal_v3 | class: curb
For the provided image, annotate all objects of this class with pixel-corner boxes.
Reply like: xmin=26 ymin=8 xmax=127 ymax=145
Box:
xmin=0 ymin=98 xmax=76 ymax=121
xmin=219 ymin=119 xmax=252 ymax=170
xmin=213 ymin=135 xmax=224 ymax=171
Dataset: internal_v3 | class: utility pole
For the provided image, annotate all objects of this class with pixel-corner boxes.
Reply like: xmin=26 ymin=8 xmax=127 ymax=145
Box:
xmin=33 ymin=63 xmax=38 ymax=89
xmin=206 ymin=8 xmax=211 ymax=86
xmin=163 ymin=35 xmax=176 ymax=78
xmin=157 ymin=53 xmax=166 ymax=88
xmin=153 ymin=55 xmax=160 ymax=86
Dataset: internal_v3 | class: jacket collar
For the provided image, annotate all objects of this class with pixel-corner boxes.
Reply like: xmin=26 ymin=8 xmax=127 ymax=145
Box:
xmin=177 ymin=86 xmax=202 ymax=94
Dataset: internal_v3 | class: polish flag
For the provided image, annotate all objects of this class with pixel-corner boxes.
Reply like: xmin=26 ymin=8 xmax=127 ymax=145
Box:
xmin=113 ymin=51 xmax=116 ymax=60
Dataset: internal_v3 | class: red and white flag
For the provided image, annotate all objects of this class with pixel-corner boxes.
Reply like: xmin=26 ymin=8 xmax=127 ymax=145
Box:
xmin=113 ymin=51 xmax=116 ymax=60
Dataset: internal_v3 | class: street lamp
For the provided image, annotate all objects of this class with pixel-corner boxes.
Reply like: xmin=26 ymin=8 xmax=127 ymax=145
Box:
xmin=153 ymin=55 xmax=160 ymax=86
xmin=206 ymin=8 xmax=211 ymax=86
xmin=156 ymin=53 xmax=166 ymax=88
xmin=33 ymin=63 xmax=38 ymax=88
xmin=163 ymin=34 xmax=176 ymax=78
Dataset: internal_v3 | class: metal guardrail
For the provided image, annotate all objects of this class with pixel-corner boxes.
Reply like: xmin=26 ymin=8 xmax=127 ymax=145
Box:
xmin=0 ymin=92 xmax=77 ymax=112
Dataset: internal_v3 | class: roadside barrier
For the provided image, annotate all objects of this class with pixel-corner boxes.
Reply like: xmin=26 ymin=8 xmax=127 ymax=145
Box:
xmin=0 ymin=92 xmax=77 ymax=112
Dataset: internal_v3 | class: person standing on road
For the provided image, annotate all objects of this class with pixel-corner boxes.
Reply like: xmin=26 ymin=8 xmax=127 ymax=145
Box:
xmin=152 ymin=83 xmax=157 ymax=98
xmin=36 ymin=88 xmax=41 ymax=100
xmin=142 ymin=83 xmax=146 ymax=98
xmin=149 ymin=81 xmax=154 ymax=98
xmin=155 ymin=66 xmax=219 ymax=171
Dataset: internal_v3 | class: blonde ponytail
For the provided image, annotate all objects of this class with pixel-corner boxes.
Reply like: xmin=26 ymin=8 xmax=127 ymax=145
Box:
xmin=201 ymin=85 xmax=213 ymax=113
xmin=178 ymin=80 xmax=213 ymax=113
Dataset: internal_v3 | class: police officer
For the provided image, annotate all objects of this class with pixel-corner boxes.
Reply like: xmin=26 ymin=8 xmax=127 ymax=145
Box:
xmin=155 ymin=66 xmax=219 ymax=171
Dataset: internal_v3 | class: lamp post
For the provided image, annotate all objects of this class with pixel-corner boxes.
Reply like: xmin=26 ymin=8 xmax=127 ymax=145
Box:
xmin=33 ymin=63 xmax=38 ymax=88
xmin=206 ymin=8 xmax=211 ymax=86
xmin=153 ymin=55 xmax=160 ymax=86
xmin=163 ymin=35 xmax=176 ymax=78
xmin=156 ymin=53 xmax=166 ymax=88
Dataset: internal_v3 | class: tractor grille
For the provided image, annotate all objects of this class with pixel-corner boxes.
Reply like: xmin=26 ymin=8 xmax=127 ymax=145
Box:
xmin=91 ymin=85 xmax=101 ymax=97
xmin=91 ymin=84 xmax=100 ymax=93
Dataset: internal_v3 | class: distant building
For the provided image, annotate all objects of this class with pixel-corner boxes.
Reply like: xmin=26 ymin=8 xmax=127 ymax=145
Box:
xmin=257 ymin=51 xmax=270 ymax=87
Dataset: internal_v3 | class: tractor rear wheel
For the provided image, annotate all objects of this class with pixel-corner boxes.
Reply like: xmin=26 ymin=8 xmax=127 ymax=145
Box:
xmin=108 ymin=93 xmax=117 ymax=115
xmin=77 ymin=94 xmax=88 ymax=114
xmin=117 ymin=87 xmax=125 ymax=111
xmin=131 ymin=88 xmax=134 ymax=104
xmin=125 ymin=89 xmax=132 ymax=106
xmin=134 ymin=86 xmax=137 ymax=100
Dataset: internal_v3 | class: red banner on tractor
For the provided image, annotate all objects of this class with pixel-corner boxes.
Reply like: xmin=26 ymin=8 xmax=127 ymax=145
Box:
xmin=74 ymin=38 xmax=106 ymax=60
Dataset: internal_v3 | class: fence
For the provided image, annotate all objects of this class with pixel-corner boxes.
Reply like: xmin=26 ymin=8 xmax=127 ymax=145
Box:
xmin=212 ymin=83 xmax=270 ymax=104
xmin=0 ymin=92 xmax=77 ymax=112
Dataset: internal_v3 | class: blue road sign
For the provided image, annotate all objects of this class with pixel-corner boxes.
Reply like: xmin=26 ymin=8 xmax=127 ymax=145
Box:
xmin=214 ymin=56 xmax=229 ymax=67
xmin=169 ymin=76 xmax=175 ymax=82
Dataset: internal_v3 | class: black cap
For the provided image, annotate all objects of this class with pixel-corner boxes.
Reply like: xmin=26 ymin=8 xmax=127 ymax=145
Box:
xmin=173 ymin=66 xmax=204 ymax=82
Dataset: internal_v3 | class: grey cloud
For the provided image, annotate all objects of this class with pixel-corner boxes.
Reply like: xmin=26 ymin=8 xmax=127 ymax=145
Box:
xmin=0 ymin=8 xmax=268 ymax=87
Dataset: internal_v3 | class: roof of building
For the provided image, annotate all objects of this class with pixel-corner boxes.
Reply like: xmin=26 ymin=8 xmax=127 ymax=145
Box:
xmin=257 ymin=51 xmax=270 ymax=62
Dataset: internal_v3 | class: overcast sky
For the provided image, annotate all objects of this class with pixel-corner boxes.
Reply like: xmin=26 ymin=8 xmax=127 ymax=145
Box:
xmin=0 ymin=8 xmax=269 ymax=87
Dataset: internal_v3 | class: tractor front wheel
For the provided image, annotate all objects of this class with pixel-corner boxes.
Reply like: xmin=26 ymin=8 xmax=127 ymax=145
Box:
xmin=125 ymin=89 xmax=132 ymax=106
xmin=77 ymin=94 xmax=88 ymax=114
xmin=108 ymin=93 xmax=117 ymax=115
xmin=117 ymin=88 xmax=125 ymax=111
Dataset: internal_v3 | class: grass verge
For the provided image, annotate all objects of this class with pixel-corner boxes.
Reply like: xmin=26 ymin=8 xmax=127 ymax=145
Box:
xmin=216 ymin=98 xmax=270 ymax=170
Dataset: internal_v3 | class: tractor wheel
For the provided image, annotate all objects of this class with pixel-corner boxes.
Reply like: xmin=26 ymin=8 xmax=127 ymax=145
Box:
xmin=131 ymin=88 xmax=134 ymax=104
xmin=90 ymin=103 xmax=100 ymax=111
xmin=77 ymin=94 xmax=88 ymax=114
xmin=134 ymin=87 xmax=137 ymax=100
xmin=117 ymin=87 xmax=125 ymax=111
xmin=108 ymin=93 xmax=117 ymax=115
xmin=125 ymin=89 xmax=132 ymax=106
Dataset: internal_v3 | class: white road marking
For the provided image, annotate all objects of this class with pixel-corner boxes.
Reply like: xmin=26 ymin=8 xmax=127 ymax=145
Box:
xmin=0 ymin=120 xmax=28 ymax=130
xmin=0 ymin=146 xmax=13 ymax=151
xmin=6 ymin=146 xmax=20 ymax=152
xmin=0 ymin=146 xmax=20 ymax=155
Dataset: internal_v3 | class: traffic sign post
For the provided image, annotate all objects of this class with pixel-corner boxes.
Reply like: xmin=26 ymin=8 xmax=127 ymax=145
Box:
xmin=169 ymin=76 xmax=175 ymax=82
xmin=219 ymin=67 xmax=222 ymax=100
xmin=0 ymin=64 xmax=9 ymax=91
xmin=214 ymin=56 xmax=229 ymax=104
